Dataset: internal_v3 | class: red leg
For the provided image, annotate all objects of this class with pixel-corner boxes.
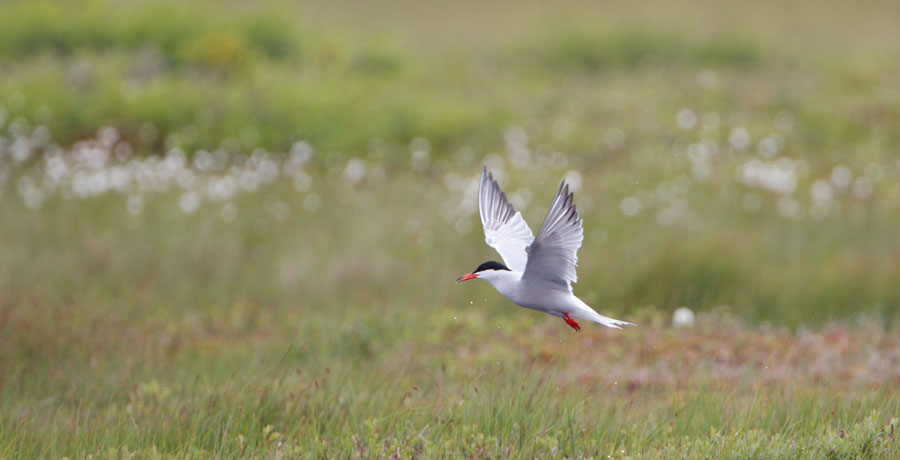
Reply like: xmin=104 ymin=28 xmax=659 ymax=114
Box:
xmin=563 ymin=313 xmax=581 ymax=332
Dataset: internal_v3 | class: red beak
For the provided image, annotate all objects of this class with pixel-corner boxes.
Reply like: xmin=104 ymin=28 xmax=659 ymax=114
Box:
xmin=456 ymin=273 xmax=478 ymax=283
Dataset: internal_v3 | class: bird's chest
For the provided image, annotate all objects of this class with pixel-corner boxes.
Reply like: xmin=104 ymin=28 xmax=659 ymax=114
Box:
xmin=493 ymin=279 xmax=544 ymax=309
xmin=490 ymin=278 xmax=524 ymax=305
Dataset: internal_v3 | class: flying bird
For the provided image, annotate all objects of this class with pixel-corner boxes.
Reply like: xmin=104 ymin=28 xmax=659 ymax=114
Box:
xmin=457 ymin=167 xmax=633 ymax=331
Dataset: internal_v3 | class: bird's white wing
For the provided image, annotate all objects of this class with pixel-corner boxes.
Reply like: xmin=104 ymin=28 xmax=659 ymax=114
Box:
xmin=479 ymin=167 xmax=534 ymax=272
xmin=522 ymin=180 xmax=584 ymax=292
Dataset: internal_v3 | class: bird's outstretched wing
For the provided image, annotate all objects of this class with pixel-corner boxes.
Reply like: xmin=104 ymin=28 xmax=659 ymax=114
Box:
xmin=522 ymin=180 xmax=584 ymax=292
xmin=479 ymin=167 xmax=534 ymax=272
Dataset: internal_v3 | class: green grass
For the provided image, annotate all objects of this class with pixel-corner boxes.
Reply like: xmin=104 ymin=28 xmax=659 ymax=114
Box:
xmin=3 ymin=0 xmax=900 ymax=457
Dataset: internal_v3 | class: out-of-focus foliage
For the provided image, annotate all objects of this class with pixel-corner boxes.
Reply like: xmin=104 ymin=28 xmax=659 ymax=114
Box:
xmin=3 ymin=0 xmax=896 ymax=157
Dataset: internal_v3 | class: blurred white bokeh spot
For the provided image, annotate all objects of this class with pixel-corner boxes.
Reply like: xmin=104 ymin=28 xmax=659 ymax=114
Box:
xmin=672 ymin=307 xmax=695 ymax=328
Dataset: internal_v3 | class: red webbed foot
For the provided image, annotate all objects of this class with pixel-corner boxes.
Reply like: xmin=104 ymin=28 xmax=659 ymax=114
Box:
xmin=563 ymin=313 xmax=581 ymax=332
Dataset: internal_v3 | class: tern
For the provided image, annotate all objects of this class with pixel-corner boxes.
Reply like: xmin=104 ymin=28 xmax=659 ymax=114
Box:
xmin=457 ymin=167 xmax=633 ymax=331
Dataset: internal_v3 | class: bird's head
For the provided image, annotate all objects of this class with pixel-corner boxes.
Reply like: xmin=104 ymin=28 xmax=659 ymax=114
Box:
xmin=456 ymin=260 xmax=511 ymax=283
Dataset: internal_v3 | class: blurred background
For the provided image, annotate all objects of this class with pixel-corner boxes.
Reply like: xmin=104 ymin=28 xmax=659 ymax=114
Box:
xmin=2 ymin=0 xmax=899 ymax=458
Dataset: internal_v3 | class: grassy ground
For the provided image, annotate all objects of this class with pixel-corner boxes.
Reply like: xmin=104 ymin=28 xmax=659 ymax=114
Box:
xmin=2 ymin=0 xmax=900 ymax=458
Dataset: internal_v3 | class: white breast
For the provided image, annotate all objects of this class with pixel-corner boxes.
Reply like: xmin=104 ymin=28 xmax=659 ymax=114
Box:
xmin=477 ymin=270 xmax=569 ymax=315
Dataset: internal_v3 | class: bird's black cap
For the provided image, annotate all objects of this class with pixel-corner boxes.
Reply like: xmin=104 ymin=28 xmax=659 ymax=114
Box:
xmin=474 ymin=261 xmax=511 ymax=272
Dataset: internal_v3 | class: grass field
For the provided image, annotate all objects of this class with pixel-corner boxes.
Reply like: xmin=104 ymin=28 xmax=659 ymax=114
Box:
xmin=2 ymin=0 xmax=900 ymax=458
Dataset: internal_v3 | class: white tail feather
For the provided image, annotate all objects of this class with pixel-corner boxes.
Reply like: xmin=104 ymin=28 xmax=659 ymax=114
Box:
xmin=570 ymin=298 xmax=634 ymax=329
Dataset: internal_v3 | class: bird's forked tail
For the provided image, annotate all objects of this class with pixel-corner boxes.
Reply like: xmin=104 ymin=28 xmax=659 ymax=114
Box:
xmin=570 ymin=298 xmax=634 ymax=329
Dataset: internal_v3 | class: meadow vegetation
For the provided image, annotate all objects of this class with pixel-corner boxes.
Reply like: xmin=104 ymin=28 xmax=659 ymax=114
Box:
xmin=2 ymin=0 xmax=900 ymax=457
